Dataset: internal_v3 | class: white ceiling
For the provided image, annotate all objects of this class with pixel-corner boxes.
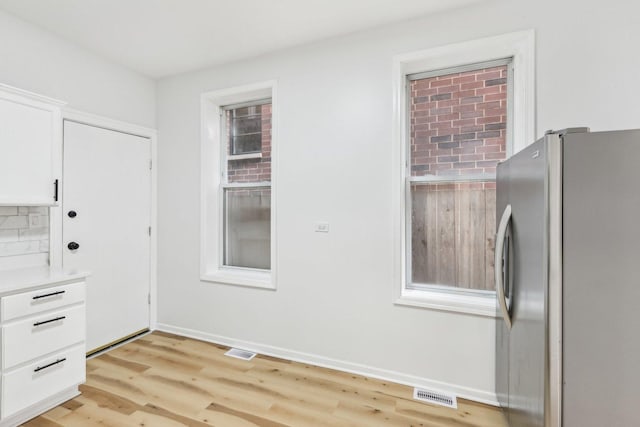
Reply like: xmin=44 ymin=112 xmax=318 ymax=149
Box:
xmin=0 ymin=0 xmax=485 ymax=79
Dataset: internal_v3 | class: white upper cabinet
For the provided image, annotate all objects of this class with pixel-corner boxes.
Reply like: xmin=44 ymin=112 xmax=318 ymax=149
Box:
xmin=0 ymin=84 xmax=65 ymax=206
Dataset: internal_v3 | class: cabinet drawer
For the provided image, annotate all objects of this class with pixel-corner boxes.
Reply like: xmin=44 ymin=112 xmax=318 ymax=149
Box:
xmin=1 ymin=281 xmax=85 ymax=322
xmin=1 ymin=344 xmax=85 ymax=419
xmin=2 ymin=304 xmax=85 ymax=369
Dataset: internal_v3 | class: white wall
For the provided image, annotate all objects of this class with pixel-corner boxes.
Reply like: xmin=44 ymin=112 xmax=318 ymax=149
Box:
xmin=0 ymin=10 xmax=155 ymax=127
xmin=156 ymin=0 xmax=640 ymax=402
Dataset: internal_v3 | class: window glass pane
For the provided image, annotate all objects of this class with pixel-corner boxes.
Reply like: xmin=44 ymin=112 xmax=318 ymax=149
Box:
xmin=233 ymin=115 xmax=262 ymax=136
xmin=224 ymin=187 xmax=271 ymax=270
xmin=225 ymin=103 xmax=272 ymax=183
xmin=408 ymin=62 xmax=510 ymax=292
xmin=410 ymin=65 xmax=508 ymax=177
xmin=410 ymin=181 xmax=496 ymax=291
xmin=232 ymin=134 xmax=262 ymax=154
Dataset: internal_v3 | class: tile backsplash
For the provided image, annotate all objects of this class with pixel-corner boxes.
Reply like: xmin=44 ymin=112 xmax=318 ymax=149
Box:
xmin=0 ymin=207 xmax=49 ymax=257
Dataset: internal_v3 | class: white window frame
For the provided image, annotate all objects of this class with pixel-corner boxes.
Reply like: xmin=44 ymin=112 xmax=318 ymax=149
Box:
xmin=201 ymin=80 xmax=277 ymax=289
xmin=392 ymin=30 xmax=535 ymax=316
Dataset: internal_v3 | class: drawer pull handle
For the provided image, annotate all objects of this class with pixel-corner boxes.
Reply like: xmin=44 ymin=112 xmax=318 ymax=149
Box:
xmin=34 ymin=358 xmax=66 ymax=373
xmin=33 ymin=290 xmax=66 ymax=300
xmin=33 ymin=316 xmax=66 ymax=327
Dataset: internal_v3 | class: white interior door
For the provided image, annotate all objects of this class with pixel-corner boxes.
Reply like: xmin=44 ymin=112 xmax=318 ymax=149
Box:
xmin=63 ymin=120 xmax=151 ymax=353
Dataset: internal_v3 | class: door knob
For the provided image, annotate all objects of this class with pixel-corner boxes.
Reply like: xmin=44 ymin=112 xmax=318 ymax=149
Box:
xmin=68 ymin=210 xmax=77 ymax=218
xmin=67 ymin=242 xmax=80 ymax=250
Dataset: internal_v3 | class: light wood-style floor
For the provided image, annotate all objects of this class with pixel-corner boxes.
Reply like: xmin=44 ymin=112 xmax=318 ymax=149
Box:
xmin=24 ymin=332 xmax=506 ymax=426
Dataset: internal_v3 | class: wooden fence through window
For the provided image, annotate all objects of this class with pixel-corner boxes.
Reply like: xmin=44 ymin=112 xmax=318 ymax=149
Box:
xmin=411 ymin=183 xmax=496 ymax=291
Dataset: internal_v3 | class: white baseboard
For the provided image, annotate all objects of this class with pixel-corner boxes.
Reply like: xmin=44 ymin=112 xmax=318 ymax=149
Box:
xmin=155 ymin=323 xmax=499 ymax=406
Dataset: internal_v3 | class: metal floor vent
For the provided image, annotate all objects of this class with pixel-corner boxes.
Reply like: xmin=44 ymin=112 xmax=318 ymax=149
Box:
xmin=413 ymin=387 xmax=458 ymax=409
xmin=224 ymin=348 xmax=257 ymax=361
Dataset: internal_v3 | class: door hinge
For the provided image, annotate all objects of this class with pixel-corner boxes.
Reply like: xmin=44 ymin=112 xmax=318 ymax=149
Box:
xmin=148 ymin=226 xmax=151 ymax=236
xmin=148 ymin=293 xmax=151 ymax=305
xmin=149 ymin=159 xmax=152 ymax=170
xmin=53 ymin=179 xmax=59 ymax=202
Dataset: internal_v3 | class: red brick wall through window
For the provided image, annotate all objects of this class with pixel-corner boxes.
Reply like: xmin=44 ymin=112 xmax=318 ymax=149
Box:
xmin=410 ymin=65 xmax=508 ymax=188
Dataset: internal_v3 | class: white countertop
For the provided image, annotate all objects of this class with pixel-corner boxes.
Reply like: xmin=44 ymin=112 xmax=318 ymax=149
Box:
xmin=0 ymin=266 xmax=89 ymax=296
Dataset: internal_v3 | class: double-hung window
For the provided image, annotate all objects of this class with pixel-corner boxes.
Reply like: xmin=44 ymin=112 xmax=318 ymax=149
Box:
xmin=201 ymin=81 xmax=276 ymax=289
xmin=407 ymin=60 xmax=511 ymax=294
xmin=394 ymin=31 xmax=535 ymax=315
xmin=221 ymin=100 xmax=272 ymax=270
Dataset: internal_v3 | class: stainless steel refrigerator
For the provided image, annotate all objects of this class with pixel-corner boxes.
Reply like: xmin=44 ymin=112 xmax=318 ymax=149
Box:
xmin=495 ymin=128 xmax=640 ymax=427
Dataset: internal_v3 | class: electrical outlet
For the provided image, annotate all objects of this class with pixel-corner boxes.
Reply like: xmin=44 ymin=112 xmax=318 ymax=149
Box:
xmin=314 ymin=221 xmax=329 ymax=233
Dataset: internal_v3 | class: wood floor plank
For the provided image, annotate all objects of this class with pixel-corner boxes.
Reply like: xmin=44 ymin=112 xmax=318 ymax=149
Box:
xmin=199 ymin=366 xmax=341 ymax=411
xmin=126 ymin=374 xmax=214 ymax=419
xmin=205 ymin=403 xmax=290 ymax=427
xmin=84 ymin=370 xmax=149 ymax=406
xmin=197 ymin=407 xmax=271 ymax=427
xmin=333 ymin=398 xmax=436 ymax=427
xmin=266 ymin=401 xmax=359 ymax=427
xmin=136 ymin=403 xmax=214 ymax=427
xmin=23 ymin=332 xmax=506 ymax=427
xmin=394 ymin=399 xmax=505 ymax=427
xmin=88 ymin=352 xmax=151 ymax=374
xmin=129 ymin=410 xmax=189 ymax=427
xmin=21 ymin=417 xmax=63 ymax=427
xmin=78 ymin=384 xmax=141 ymax=416
xmin=52 ymin=404 xmax=138 ymax=427
xmin=243 ymin=362 xmax=399 ymax=412
xmin=60 ymin=400 xmax=83 ymax=412
xmin=39 ymin=406 xmax=72 ymax=422
xmin=152 ymin=330 xmax=187 ymax=341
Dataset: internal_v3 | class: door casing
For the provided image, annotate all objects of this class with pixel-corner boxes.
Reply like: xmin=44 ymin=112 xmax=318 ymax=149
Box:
xmin=50 ymin=108 xmax=158 ymax=335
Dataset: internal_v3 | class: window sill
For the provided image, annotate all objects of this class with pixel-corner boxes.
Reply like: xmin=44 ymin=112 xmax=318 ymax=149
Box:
xmin=395 ymin=288 xmax=498 ymax=317
xmin=228 ymin=152 xmax=262 ymax=161
xmin=201 ymin=268 xmax=274 ymax=290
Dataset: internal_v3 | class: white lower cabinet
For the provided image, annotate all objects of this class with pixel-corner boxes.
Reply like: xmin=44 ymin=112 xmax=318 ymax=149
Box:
xmin=2 ymin=304 xmax=85 ymax=370
xmin=2 ymin=344 xmax=85 ymax=419
xmin=1 ymin=282 xmax=86 ymax=322
xmin=0 ymin=279 xmax=86 ymax=426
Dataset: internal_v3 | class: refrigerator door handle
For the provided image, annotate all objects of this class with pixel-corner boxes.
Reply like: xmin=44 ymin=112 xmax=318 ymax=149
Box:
xmin=495 ymin=204 xmax=512 ymax=329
